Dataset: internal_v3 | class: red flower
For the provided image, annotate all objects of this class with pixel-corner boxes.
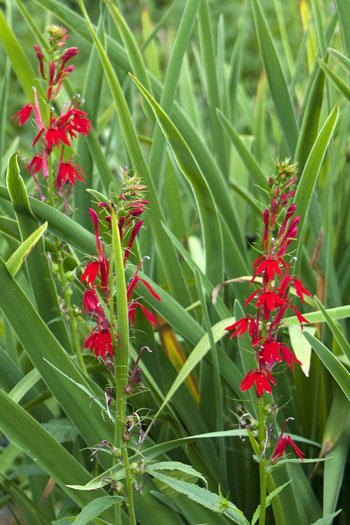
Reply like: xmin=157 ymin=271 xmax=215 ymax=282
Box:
xmin=82 ymin=287 xmax=101 ymax=315
xmin=11 ymin=103 xmax=34 ymax=126
xmin=271 ymin=421 xmax=304 ymax=463
xmin=25 ymin=154 xmax=43 ymax=175
xmin=128 ymin=300 xmax=157 ymax=327
xmin=225 ymin=317 xmax=251 ymax=339
xmin=292 ymin=278 xmax=312 ymax=304
xmin=252 ymin=255 xmax=283 ymax=282
xmin=260 ymin=338 xmax=281 ymax=364
xmin=83 ymin=327 xmax=113 ymax=358
xmin=59 ymin=101 xmax=92 ymax=138
xmin=126 ymin=260 xmax=161 ymax=327
xmin=81 ymin=258 xmax=109 ymax=289
xmin=240 ymin=368 xmax=276 ymax=397
xmin=81 ymin=209 xmax=109 ymax=290
xmin=56 ymin=159 xmax=85 ymax=186
xmin=32 ymin=123 xmax=71 ymax=152
xmin=280 ymin=344 xmax=302 ymax=370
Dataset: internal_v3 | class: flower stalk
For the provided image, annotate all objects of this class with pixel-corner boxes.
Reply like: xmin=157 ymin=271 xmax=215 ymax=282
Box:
xmin=111 ymin=208 xmax=136 ymax=525
xmin=226 ymin=159 xmax=308 ymax=522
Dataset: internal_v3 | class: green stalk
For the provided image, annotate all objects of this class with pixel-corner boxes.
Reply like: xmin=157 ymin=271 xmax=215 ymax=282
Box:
xmin=111 ymin=209 xmax=135 ymax=525
xmin=258 ymin=396 xmax=267 ymax=525
xmin=56 ymin=242 xmax=87 ymax=373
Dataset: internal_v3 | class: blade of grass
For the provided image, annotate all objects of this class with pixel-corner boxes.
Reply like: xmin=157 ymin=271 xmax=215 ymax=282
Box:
xmin=0 ymin=388 xmax=114 ymax=515
xmin=304 ymin=331 xmax=350 ymax=402
xmin=129 ymin=73 xmax=224 ymax=284
xmin=77 ymin=0 xmax=191 ymax=306
xmin=294 ymin=105 xmax=339 ymax=264
xmin=7 ymin=153 xmax=72 ymax=351
xmin=198 ymin=0 xmax=228 ymax=173
xmin=251 ymin=0 xmax=298 ymax=155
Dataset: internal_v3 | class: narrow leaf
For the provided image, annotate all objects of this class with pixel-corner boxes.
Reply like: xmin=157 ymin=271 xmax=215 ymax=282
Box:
xmin=6 ymin=221 xmax=48 ymax=277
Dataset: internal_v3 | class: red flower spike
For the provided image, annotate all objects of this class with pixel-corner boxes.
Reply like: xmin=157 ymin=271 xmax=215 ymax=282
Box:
xmin=263 ymin=209 xmax=269 ymax=250
xmin=271 ymin=421 xmax=304 ymax=463
xmin=11 ymin=103 xmax=34 ymax=126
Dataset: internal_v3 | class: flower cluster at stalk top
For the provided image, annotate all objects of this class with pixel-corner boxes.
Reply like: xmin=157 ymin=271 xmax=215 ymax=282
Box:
xmin=11 ymin=25 xmax=91 ymax=202
xmin=226 ymin=160 xmax=312 ymax=398
xmin=81 ymin=176 xmax=161 ymax=361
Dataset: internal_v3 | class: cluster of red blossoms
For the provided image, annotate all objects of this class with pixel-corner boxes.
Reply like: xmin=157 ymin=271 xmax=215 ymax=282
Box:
xmin=226 ymin=161 xmax=311 ymax=397
xmin=226 ymin=160 xmax=308 ymax=462
xmin=81 ymin=180 xmax=161 ymax=360
xmin=11 ymin=26 xmax=91 ymax=201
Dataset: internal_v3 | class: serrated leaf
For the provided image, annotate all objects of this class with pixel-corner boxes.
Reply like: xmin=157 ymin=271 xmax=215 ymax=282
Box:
xmin=147 ymin=469 xmax=248 ymax=525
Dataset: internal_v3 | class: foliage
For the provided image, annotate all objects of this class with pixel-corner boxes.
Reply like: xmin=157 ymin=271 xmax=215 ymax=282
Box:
xmin=0 ymin=0 xmax=350 ymax=524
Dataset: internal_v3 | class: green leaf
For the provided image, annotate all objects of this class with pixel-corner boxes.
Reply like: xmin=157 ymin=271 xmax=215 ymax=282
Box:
xmin=327 ymin=47 xmax=350 ymax=74
xmin=6 ymin=152 xmax=71 ymax=351
xmin=251 ymin=0 xmax=298 ymax=154
xmin=216 ymin=109 xmax=267 ymax=190
xmin=309 ymin=510 xmax=342 ymax=525
xmin=313 ymin=296 xmax=350 ymax=362
xmin=76 ymin=0 xmax=191 ymax=306
xmin=150 ymin=318 xmax=234 ymax=422
xmin=147 ymin=469 xmax=249 ymax=525
xmin=73 ymin=496 xmax=123 ymax=525
xmin=150 ymin=461 xmax=207 ymax=486
xmin=0 ymin=388 xmax=113 ymax=514
xmin=284 ymin=305 xmax=350 ymax=327
xmin=8 ymin=368 xmax=41 ymax=403
xmin=0 ymin=257 xmax=114 ymax=450
xmin=303 ymin=331 xmax=350 ymax=402
xmin=334 ymin=0 xmax=350 ymax=56
xmin=251 ymin=481 xmax=292 ymax=525
xmin=130 ymin=73 xmax=223 ymax=284
xmin=295 ymin=105 xmax=339 ymax=262
xmin=318 ymin=58 xmax=350 ymax=101
xmin=288 ymin=325 xmax=316 ymax=377
xmin=6 ymin=221 xmax=48 ymax=277
xmin=323 ymin=414 xmax=350 ymax=517
xmin=0 ymin=9 xmax=45 ymax=101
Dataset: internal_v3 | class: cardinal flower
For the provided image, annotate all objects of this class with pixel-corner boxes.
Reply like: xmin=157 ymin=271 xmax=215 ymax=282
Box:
xmin=240 ymin=368 xmax=276 ymax=397
xmin=271 ymin=420 xmax=304 ymax=463
xmin=83 ymin=326 xmax=113 ymax=359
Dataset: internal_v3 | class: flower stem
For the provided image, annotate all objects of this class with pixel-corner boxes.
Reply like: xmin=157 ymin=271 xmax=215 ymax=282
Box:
xmin=55 ymin=241 xmax=87 ymax=373
xmin=111 ymin=209 xmax=135 ymax=525
xmin=258 ymin=396 xmax=267 ymax=525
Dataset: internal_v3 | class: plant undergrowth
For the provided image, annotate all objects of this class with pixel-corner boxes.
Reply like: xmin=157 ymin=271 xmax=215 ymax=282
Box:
xmin=0 ymin=0 xmax=350 ymax=524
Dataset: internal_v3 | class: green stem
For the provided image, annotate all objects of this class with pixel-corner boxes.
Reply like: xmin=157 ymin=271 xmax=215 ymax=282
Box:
xmin=56 ymin=242 xmax=87 ymax=374
xmin=258 ymin=396 xmax=267 ymax=525
xmin=111 ymin=209 xmax=136 ymax=525
xmin=123 ymin=447 xmax=137 ymax=525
